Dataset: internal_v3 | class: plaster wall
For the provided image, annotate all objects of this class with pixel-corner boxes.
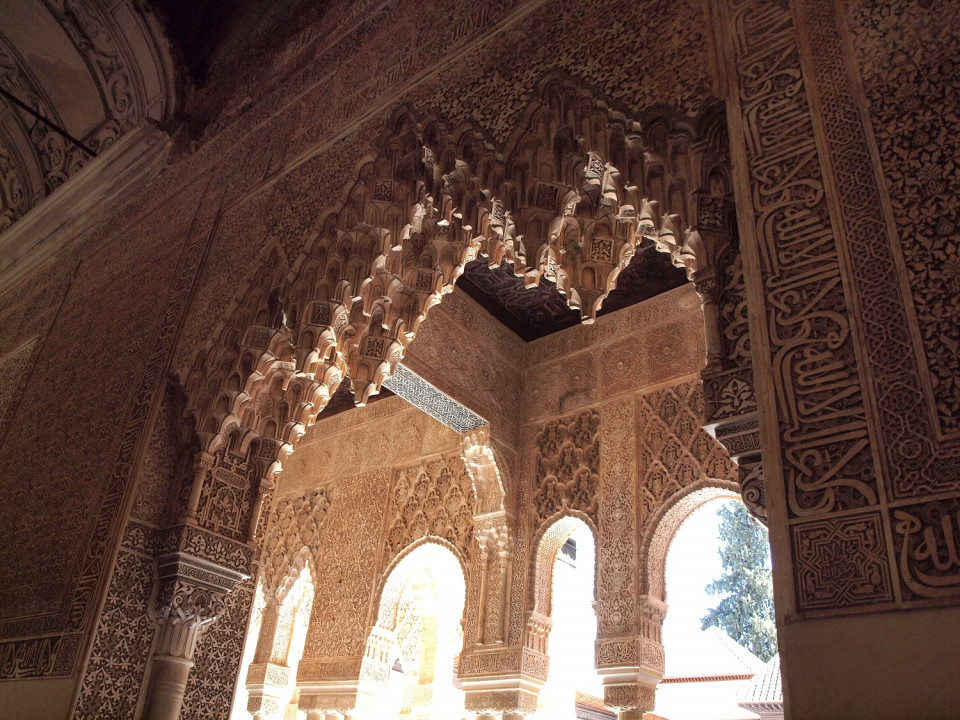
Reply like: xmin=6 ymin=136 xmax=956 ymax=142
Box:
xmin=779 ymin=607 xmax=960 ymax=720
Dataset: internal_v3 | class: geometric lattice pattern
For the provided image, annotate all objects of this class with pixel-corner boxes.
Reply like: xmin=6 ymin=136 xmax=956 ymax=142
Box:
xmin=637 ymin=379 xmax=736 ymax=516
xmin=791 ymin=512 xmax=892 ymax=611
xmin=384 ymin=364 xmax=486 ymax=433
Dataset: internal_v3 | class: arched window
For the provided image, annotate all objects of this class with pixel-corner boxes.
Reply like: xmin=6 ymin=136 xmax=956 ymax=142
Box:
xmin=363 ymin=540 xmax=467 ymax=719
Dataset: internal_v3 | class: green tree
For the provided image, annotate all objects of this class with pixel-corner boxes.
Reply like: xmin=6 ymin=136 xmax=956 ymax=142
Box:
xmin=700 ymin=502 xmax=778 ymax=661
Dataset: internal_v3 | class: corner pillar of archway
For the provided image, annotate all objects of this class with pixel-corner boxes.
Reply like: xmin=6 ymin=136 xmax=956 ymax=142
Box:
xmin=296 ymin=666 xmax=372 ymax=720
xmin=140 ymin=542 xmax=251 ymax=720
xmin=595 ymin=595 xmax=666 ymax=720
xmin=460 ymin=516 xmax=543 ymax=716
xmin=137 ymin=426 xmax=286 ymax=719
xmin=460 ymin=515 xmax=544 ymax=718
xmin=245 ymin=595 xmax=301 ymax=720
xmin=459 ymin=428 xmax=540 ymax=718
xmin=650 ymin=186 xmax=767 ymax=525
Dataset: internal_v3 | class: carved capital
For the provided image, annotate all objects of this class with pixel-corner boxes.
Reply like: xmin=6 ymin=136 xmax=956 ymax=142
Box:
xmin=595 ymin=633 xmax=664 ymax=680
xmin=637 ymin=595 xmax=668 ymax=634
xmin=464 ymin=688 xmax=539 ymax=716
xmin=153 ymin=579 xmax=226 ymax=661
xmin=475 ymin=514 xmax=513 ymax=558
xmin=246 ymin=694 xmax=284 ymax=720
xmin=602 ymin=684 xmax=656 ymax=714
xmin=692 ymin=268 xmax=720 ymax=303
xmin=151 ymin=541 xmax=251 ymax=661
xmin=246 ymin=662 xmax=291 ymax=719
xmin=523 ymin=611 xmax=553 ymax=654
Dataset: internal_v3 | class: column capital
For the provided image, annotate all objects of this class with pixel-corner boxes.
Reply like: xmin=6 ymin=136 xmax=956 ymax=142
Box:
xmin=602 ymin=683 xmax=656 ymax=716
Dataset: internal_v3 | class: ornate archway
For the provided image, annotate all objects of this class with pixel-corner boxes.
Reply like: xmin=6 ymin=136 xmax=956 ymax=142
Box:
xmin=359 ymin=539 xmax=467 ymax=720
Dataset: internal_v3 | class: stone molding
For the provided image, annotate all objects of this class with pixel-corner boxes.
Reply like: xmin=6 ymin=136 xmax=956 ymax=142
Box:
xmin=0 ymin=124 xmax=172 ymax=295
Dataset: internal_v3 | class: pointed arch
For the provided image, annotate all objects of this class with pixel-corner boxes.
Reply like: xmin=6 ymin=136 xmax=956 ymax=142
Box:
xmin=639 ymin=478 xmax=740 ymax=603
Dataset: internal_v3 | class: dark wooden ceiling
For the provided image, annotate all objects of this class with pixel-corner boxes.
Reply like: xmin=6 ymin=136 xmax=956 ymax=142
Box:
xmin=457 ymin=240 xmax=690 ymax=342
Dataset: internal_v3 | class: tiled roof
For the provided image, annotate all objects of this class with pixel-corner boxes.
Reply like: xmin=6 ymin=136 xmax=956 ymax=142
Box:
xmin=575 ymin=690 xmax=608 ymax=710
xmin=664 ymin=626 xmax=766 ymax=680
xmin=740 ymin=653 xmax=783 ymax=704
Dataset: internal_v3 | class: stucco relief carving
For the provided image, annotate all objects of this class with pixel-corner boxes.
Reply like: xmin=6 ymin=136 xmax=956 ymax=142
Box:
xmin=0 ymin=128 xmax=29 ymax=230
xmin=0 ymin=0 xmax=176 ymax=226
xmin=415 ymin=0 xmax=713 ymax=145
xmin=183 ymin=579 xmax=257 ymax=720
xmin=471 ymin=517 xmax=514 ymax=647
xmin=844 ymin=0 xmax=960 ymax=437
xmin=384 ymin=456 xmax=475 ymax=568
xmin=74 ymin=525 xmax=157 ymax=719
xmin=462 ymin=426 xmax=506 ymax=517
xmin=805 ymin=0 xmax=960 ymax=617
xmin=15 ymin=183 xmax=213 ymax=692
xmin=246 ymin=562 xmax=313 ymax=720
xmin=604 ymin=683 xmax=656 ymax=714
xmin=180 ymin=110 xmax=517 ymax=473
xmin=0 ymin=32 xmax=87 ymax=198
xmin=533 ymin=410 xmax=600 ymax=524
xmin=302 ymin=468 xmax=390 ymax=663
xmin=637 ymin=379 xmax=736 ymax=517
xmin=729 ymin=0 xmax=881 ymax=522
xmin=791 ymin=513 xmax=891 ymax=611
xmin=0 ymin=337 xmax=38 ymax=442
xmin=719 ymin=0 xmax=960 ymax=615
xmin=0 ymin=0 xmax=772 ymax=716
xmin=460 ymin=427 xmax=516 ymax=656
xmin=892 ymin=498 xmax=960 ymax=601
xmin=596 ymin=398 xmax=637 ymax=638
xmin=260 ymin=488 xmax=330 ymax=597
xmin=169 ymin=91 xmax=740 ymax=718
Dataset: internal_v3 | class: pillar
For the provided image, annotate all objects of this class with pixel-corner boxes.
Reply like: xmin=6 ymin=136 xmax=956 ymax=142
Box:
xmin=714 ymin=0 xmax=960 ymax=716
xmin=142 ymin=580 xmax=223 ymax=720
xmin=460 ymin=516 xmax=540 ymax=719
xmin=141 ymin=526 xmax=251 ymax=719
xmin=596 ymin=595 xmax=665 ymax=720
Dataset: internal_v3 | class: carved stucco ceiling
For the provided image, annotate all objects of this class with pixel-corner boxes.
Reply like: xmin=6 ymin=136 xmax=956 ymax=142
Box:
xmin=457 ymin=242 xmax=690 ymax=342
xmin=0 ymin=0 xmax=176 ymax=231
xmin=316 ymin=249 xmax=688 ymax=424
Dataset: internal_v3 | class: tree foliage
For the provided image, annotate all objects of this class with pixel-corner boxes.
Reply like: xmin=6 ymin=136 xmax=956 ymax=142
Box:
xmin=700 ymin=502 xmax=778 ymax=661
